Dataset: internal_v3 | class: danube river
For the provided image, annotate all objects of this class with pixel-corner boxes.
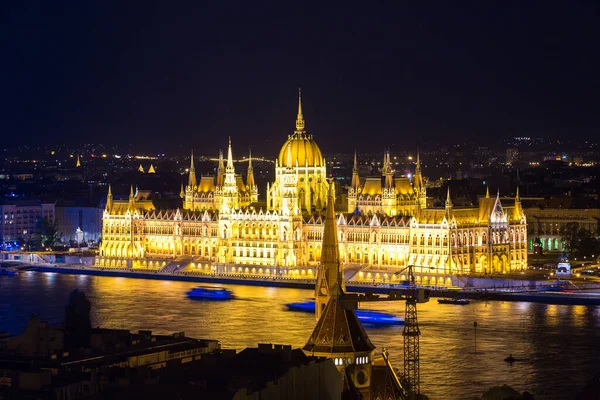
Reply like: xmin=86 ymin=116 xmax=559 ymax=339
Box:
xmin=1 ymin=271 xmax=599 ymax=399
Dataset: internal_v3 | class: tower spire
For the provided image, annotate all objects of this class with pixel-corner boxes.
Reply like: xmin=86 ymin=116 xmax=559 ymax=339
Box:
xmin=106 ymin=184 xmax=113 ymax=211
xmin=445 ymin=186 xmax=453 ymax=208
xmin=246 ymin=148 xmax=255 ymax=188
xmin=76 ymin=155 xmax=81 ymax=168
xmin=188 ymin=150 xmax=197 ymax=188
xmin=217 ymin=150 xmax=225 ymax=187
xmin=128 ymin=184 xmax=135 ymax=209
xmin=315 ymin=179 xmax=344 ymax=320
xmin=295 ymin=87 xmax=305 ymax=132
xmin=226 ymin=137 xmax=234 ymax=171
xmin=515 ymin=185 xmax=520 ymax=202
xmin=486 ymin=185 xmax=490 ymax=198
xmin=351 ymin=151 xmax=360 ymax=190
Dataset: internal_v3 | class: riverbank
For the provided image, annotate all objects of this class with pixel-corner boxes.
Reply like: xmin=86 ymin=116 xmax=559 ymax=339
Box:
xmin=12 ymin=263 xmax=600 ymax=306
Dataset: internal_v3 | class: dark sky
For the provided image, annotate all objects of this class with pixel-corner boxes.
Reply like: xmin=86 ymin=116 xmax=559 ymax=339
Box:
xmin=1 ymin=1 xmax=598 ymax=155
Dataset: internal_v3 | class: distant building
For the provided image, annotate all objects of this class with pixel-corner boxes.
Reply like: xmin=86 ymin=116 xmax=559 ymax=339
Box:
xmin=98 ymin=91 xmax=527 ymax=280
xmin=0 ymin=200 xmax=55 ymax=249
xmin=55 ymin=204 xmax=103 ymax=244
xmin=523 ymin=196 xmax=600 ymax=252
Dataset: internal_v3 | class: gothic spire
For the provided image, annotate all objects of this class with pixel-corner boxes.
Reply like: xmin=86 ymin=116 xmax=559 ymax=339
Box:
xmin=351 ymin=151 xmax=360 ymax=190
xmin=128 ymin=184 xmax=135 ymax=209
xmin=316 ymin=179 xmax=344 ymax=309
xmin=295 ymin=87 xmax=305 ymax=131
xmin=246 ymin=148 xmax=255 ymax=188
xmin=217 ymin=150 xmax=225 ymax=186
xmin=445 ymin=186 xmax=453 ymax=208
xmin=106 ymin=184 xmax=113 ymax=211
xmin=180 ymin=183 xmax=185 ymax=199
xmin=486 ymin=185 xmax=490 ymax=198
xmin=188 ymin=150 xmax=197 ymax=188
xmin=226 ymin=137 xmax=234 ymax=172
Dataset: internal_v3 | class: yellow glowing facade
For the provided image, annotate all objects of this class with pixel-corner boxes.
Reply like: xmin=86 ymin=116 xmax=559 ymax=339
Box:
xmin=97 ymin=92 xmax=527 ymax=280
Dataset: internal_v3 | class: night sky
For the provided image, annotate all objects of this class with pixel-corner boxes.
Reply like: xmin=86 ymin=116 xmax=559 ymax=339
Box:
xmin=1 ymin=1 xmax=598 ymax=155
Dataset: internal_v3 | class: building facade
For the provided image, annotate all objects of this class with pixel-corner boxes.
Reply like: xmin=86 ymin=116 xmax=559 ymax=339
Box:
xmin=0 ymin=200 xmax=55 ymax=249
xmin=97 ymin=92 xmax=527 ymax=282
xmin=55 ymin=204 xmax=104 ymax=244
xmin=524 ymin=198 xmax=600 ymax=252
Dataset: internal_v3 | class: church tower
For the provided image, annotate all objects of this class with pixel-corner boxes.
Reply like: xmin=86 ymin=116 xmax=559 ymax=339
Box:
xmin=305 ymin=180 xmax=376 ymax=395
xmin=315 ymin=180 xmax=345 ymax=320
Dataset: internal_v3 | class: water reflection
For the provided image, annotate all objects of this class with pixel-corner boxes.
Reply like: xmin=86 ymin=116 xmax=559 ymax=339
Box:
xmin=0 ymin=273 xmax=598 ymax=399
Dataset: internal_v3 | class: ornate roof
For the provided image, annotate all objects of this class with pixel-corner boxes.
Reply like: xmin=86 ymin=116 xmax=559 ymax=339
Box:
xmin=303 ymin=295 xmax=375 ymax=355
xmin=277 ymin=89 xmax=325 ymax=168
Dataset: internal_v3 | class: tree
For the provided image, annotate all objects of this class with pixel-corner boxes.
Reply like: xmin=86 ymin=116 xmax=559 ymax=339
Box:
xmin=38 ymin=217 xmax=60 ymax=248
xmin=560 ymin=222 xmax=600 ymax=259
xmin=64 ymin=289 xmax=92 ymax=349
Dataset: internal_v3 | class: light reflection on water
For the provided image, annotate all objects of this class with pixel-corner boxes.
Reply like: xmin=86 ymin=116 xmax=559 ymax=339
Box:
xmin=1 ymin=273 xmax=599 ymax=400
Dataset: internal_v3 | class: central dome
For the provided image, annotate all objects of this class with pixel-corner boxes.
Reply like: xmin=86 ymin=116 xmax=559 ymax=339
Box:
xmin=277 ymin=88 xmax=325 ymax=168
xmin=278 ymin=133 xmax=324 ymax=168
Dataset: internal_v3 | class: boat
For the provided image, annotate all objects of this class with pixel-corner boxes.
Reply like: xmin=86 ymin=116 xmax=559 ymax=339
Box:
xmin=186 ymin=286 xmax=234 ymax=300
xmin=504 ymin=355 xmax=516 ymax=363
xmin=285 ymin=300 xmax=404 ymax=325
xmin=0 ymin=269 xmax=16 ymax=277
xmin=437 ymin=298 xmax=470 ymax=305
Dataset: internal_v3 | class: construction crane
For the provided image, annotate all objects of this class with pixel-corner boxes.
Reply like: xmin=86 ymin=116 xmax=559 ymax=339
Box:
xmin=342 ymin=265 xmax=429 ymax=398
xmin=395 ymin=265 xmax=426 ymax=398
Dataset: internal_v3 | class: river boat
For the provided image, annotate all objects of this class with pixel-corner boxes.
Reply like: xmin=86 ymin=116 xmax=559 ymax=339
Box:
xmin=0 ymin=268 xmax=16 ymax=277
xmin=437 ymin=298 xmax=470 ymax=305
xmin=187 ymin=286 xmax=234 ymax=300
xmin=285 ymin=300 xmax=404 ymax=325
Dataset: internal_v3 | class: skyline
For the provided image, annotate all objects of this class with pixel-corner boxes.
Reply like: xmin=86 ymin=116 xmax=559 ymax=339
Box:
xmin=1 ymin=2 xmax=599 ymax=154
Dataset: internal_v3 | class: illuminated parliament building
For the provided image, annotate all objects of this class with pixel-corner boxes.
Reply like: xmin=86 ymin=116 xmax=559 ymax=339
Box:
xmin=97 ymin=92 xmax=527 ymax=284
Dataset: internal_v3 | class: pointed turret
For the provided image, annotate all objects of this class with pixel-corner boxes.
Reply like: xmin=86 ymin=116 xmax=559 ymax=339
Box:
xmin=148 ymin=164 xmax=155 ymax=173
xmin=514 ymin=186 xmax=522 ymax=219
xmin=216 ymin=150 xmax=225 ymax=187
xmin=138 ymin=164 xmax=144 ymax=173
xmin=106 ymin=184 xmax=113 ymax=211
xmin=414 ymin=149 xmax=424 ymax=189
xmin=188 ymin=150 xmax=197 ymax=188
xmin=445 ymin=186 xmax=453 ymax=210
xmin=246 ymin=149 xmax=255 ymax=188
xmin=76 ymin=155 xmax=81 ymax=168
xmin=486 ymin=185 xmax=490 ymax=198
xmin=295 ymin=87 xmax=305 ymax=132
xmin=226 ymin=137 xmax=234 ymax=172
xmin=315 ymin=179 xmax=344 ymax=320
xmin=128 ymin=185 xmax=135 ymax=209
xmin=384 ymin=151 xmax=394 ymax=189
xmin=351 ymin=151 xmax=360 ymax=190
xmin=180 ymin=183 xmax=185 ymax=199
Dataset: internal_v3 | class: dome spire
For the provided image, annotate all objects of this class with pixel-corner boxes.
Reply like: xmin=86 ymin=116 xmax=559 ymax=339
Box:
xmin=295 ymin=87 xmax=305 ymax=132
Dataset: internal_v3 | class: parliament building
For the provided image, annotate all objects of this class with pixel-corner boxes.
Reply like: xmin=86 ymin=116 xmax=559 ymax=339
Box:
xmin=97 ymin=91 xmax=527 ymax=284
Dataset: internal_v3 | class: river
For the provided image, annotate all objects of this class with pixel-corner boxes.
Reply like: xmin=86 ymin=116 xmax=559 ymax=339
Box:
xmin=1 ymin=271 xmax=599 ymax=399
